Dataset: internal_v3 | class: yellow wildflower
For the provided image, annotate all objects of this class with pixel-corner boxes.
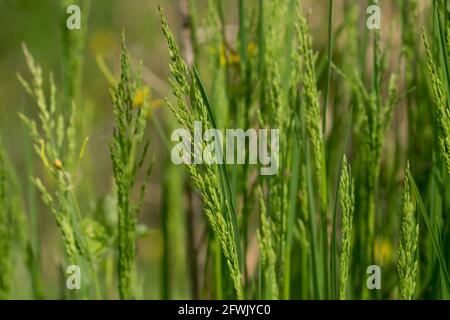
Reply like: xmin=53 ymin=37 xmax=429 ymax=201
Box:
xmin=374 ymin=238 xmax=393 ymax=264
xmin=54 ymin=159 xmax=63 ymax=170
xmin=133 ymin=86 xmax=150 ymax=108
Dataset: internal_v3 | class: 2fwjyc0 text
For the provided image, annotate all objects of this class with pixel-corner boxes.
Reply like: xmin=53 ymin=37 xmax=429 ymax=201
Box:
xmin=178 ymin=304 xmax=271 ymax=318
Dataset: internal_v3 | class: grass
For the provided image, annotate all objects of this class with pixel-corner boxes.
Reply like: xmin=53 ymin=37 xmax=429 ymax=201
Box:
xmin=109 ymin=35 xmax=153 ymax=299
xmin=18 ymin=44 xmax=100 ymax=298
xmin=0 ymin=140 xmax=12 ymax=299
xmin=398 ymin=162 xmax=419 ymax=300
xmin=338 ymin=155 xmax=354 ymax=300
xmin=1 ymin=0 xmax=450 ymax=300
xmin=160 ymin=7 xmax=243 ymax=298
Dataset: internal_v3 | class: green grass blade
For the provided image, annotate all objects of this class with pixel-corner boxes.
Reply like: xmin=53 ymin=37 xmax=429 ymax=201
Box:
xmin=408 ymin=170 xmax=450 ymax=293
xmin=193 ymin=66 xmax=244 ymax=274
xmin=330 ymin=108 xmax=352 ymax=299
xmin=283 ymin=129 xmax=301 ymax=299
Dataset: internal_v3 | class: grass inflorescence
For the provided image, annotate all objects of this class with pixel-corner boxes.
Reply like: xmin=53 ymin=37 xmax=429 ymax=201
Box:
xmin=398 ymin=162 xmax=419 ymax=300
xmin=109 ymin=35 xmax=153 ymax=299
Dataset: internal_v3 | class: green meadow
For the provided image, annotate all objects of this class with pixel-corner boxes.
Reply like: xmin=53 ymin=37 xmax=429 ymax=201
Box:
xmin=0 ymin=0 xmax=449 ymax=300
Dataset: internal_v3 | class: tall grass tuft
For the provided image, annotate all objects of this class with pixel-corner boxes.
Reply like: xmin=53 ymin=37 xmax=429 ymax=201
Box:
xmin=19 ymin=45 xmax=78 ymax=262
xmin=159 ymin=6 xmax=243 ymax=299
xmin=352 ymin=32 xmax=399 ymax=264
xmin=398 ymin=162 xmax=419 ymax=300
xmin=18 ymin=44 xmax=100 ymax=298
xmin=295 ymin=3 xmax=328 ymax=298
xmin=422 ymin=30 xmax=450 ymax=173
xmin=338 ymin=155 xmax=354 ymax=300
xmin=109 ymin=35 xmax=153 ymax=299
xmin=295 ymin=4 xmax=327 ymax=215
